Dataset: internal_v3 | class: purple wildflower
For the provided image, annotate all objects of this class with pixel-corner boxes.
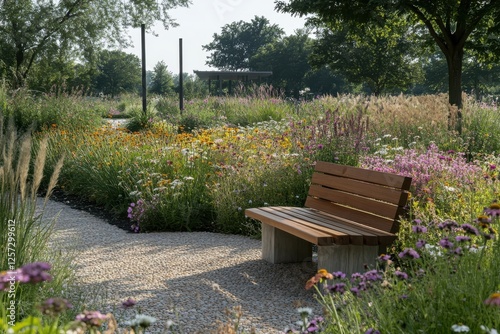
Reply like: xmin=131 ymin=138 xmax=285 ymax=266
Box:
xmin=455 ymin=236 xmax=471 ymax=243
xmin=399 ymin=248 xmax=420 ymax=259
xmin=38 ymin=298 xmax=73 ymax=317
xmin=484 ymin=201 xmax=500 ymax=217
xmin=461 ymin=223 xmax=480 ymax=236
xmin=332 ymin=271 xmax=346 ymax=279
xmin=350 ymin=286 xmax=361 ymax=296
xmin=378 ymin=254 xmax=391 ymax=262
xmin=395 ymin=270 xmax=409 ymax=280
xmin=327 ymin=283 xmax=347 ymax=294
xmin=364 ymin=270 xmax=383 ymax=282
xmin=76 ymin=310 xmax=108 ymax=327
xmin=416 ymin=239 xmax=427 ymax=249
xmin=18 ymin=262 xmax=52 ymax=284
xmin=351 ymin=273 xmax=363 ymax=281
xmin=122 ymin=297 xmax=137 ymax=308
xmin=365 ymin=329 xmax=381 ymax=334
xmin=412 ymin=225 xmax=428 ymax=233
xmin=439 ymin=238 xmax=454 ymax=249
xmin=438 ymin=220 xmax=459 ymax=230
xmin=454 ymin=247 xmax=463 ymax=255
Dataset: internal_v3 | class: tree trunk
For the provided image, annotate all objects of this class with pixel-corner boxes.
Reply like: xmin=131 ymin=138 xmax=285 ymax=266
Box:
xmin=446 ymin=47 xmax=464 ymax=134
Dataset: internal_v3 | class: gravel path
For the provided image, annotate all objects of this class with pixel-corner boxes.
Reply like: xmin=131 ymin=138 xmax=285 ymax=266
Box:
xmin=43 ymin=199 xmax=320 ymax=333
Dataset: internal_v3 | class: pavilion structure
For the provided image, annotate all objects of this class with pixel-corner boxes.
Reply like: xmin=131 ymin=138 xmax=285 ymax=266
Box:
xmin=193 ymin=70 xmax=272 ymax=95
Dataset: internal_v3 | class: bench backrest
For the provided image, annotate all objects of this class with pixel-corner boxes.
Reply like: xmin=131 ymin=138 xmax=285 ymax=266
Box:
xmin=305 ymin=162 xmax=412 ymax=234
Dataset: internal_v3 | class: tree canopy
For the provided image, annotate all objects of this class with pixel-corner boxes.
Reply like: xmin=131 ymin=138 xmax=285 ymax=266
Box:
xmin=276 ymin=0 xmax=500 ymax=131
xmin=149 ymin=61 xmax=174 ymax=95
xmin=94 ymin=50 xmax=141 ymax=97
xmin=309 ymin=14 xmax=423 ymax=95
xmin=0 ymin=0 xmax=190 ymax=87
xmin=203 ymin=15 xmax=284 ymax=71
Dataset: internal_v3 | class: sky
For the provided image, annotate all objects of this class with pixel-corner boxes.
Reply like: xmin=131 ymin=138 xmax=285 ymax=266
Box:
xmin=124 ymin=0 xmax=307 ymax=75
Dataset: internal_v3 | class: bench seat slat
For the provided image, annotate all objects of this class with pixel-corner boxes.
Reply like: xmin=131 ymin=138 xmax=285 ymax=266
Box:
xmin=258 ymin=207 xmax=364 ymax=245
xmin=310 ymin=173 xmax=409 ymax=205
xmin=305 ymin=197 xmax=398 ymax=233
xmin=308 ymin=184 xmax=401 ymax=218
xmin=293 ymin=208 xmax=397 ymax=246
xmin=315 ymin=161 xmax=412 ymax=189
xmin=245 ymin=208 xmax=336 ymax=246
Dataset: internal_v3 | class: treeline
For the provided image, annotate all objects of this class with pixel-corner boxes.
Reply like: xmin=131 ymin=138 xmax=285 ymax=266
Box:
xmin=1 ymin=0 xmax=500 ymax=101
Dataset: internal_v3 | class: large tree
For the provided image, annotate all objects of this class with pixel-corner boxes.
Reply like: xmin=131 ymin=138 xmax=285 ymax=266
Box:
xmin=203 ymin=15 xmax=284 ymax=71
xmin=309 ymin=14 xmax=423 ymax=95
xmin=149 ymin=61 xmax=174 ymax=95
xmin=94 ymin=50 xmax=141 ymax=97
xmin=276 ymin=0 xmax=500 ymax=131
xmin=0 ymin=0 xmax=190 ymax=87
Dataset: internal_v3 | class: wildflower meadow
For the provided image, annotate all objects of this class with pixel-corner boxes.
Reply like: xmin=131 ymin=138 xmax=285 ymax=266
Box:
xmin=1 ymin=87 xmax=500 ymax=333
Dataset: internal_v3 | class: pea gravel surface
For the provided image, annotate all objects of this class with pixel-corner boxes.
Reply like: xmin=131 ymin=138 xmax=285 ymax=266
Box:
xmin=43 ymin=199 xmax=320 ymax=333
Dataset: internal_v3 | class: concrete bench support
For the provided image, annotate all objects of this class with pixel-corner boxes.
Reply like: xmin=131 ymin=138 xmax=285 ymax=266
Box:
xmin=262 ymin=223 xmax=312 ymax=263
xmin=317 ymin=244 xmax=379 ymax=274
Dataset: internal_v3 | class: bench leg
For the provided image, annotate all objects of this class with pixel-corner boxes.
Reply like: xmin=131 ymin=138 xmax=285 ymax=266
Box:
xmin=261 ymin=224 xmax=312 ymax=263
xmin=317 ymin=244 xmax=379 ymax=275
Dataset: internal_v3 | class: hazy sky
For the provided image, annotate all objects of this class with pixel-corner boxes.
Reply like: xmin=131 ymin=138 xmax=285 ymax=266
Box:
xmin=124 ymin=0 xmax=306 ymax=75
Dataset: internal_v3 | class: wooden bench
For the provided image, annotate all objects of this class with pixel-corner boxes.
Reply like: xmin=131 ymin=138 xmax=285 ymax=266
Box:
xmin=245 ymin=161 xmax=412 ymax=274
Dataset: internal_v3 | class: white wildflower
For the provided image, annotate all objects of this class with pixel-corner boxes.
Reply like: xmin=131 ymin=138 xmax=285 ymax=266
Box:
xmin=451 ymin=324 xmax=470 ymax=332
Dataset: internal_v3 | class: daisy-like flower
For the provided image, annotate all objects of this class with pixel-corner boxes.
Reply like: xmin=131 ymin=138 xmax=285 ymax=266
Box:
xmin=125 ymin=314 xmax=157 ymax=328
xmin=480 ymin=325 xmax=499 ymax=334
xmin=297 ymin=307 xmax=313 ymax=317
xmin=484 ymin=292 xmax=500 ymax=306
xmin=305 ymin=269 xmax=333 ymax=290
xmin=451 ymin=324 xmax=470 ymax=332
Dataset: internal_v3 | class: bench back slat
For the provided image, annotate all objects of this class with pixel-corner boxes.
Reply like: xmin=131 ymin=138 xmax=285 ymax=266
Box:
xmin=306 ymin=162 xmax=411 ymax=233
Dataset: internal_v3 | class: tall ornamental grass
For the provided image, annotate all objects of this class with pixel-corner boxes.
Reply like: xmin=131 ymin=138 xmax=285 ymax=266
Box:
xmin=0 ymin=117 xmax=76 ymax=322
xmin=1 ymin=84 xmax=107 ymax=132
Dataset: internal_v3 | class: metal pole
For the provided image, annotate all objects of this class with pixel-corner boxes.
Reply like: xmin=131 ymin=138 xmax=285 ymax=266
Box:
xmin=179 ymin=38 xmax=184 ymax=113
xmin=141 ymin=24 xmax=147 ymax=115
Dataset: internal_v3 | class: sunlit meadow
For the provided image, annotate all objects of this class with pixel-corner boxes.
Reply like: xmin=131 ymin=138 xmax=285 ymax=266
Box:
xmin=2 ymin=88 xmax=500 ymax=333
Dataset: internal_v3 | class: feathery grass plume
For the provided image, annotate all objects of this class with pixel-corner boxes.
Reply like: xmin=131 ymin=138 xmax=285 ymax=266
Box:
xmin=16 ymin=133 xmax=32 ymax=202
xmin=30 ymin=136 xmax=48 ymax=199
xmin=45 ymin=154 xmax=64 ymax=202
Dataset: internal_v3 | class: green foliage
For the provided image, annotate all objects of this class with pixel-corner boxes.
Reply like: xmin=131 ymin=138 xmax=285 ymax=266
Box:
xmin=276 ymin=0 xmax=500 ymax=109
xmin=149 ymin=61 xmax=174 ymax=95
xmin=1 ymin=85 xmax=104 ymax=132
xmin=309 ymin=13 xmax=424 ymax=95
xmin=203 ymin=15 xmax=284 ymax=70
xmin=94 ymin=50 xmax=141 ymax=97
xmin=0 ymin=0 xmax=190 ymax=88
